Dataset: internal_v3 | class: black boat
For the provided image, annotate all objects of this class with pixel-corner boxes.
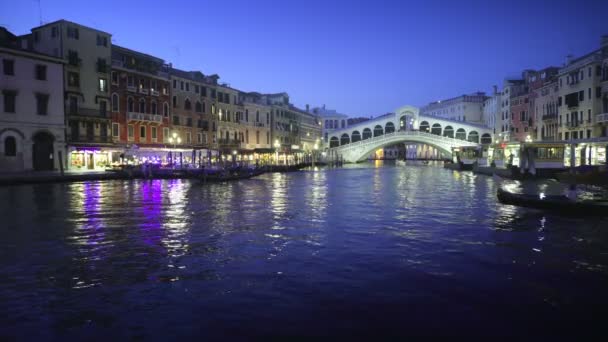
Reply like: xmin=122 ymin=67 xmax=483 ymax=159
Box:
xmin=496 ymin=187 xmax=608 ymax=216
xmin=201 ymin=167 xmax=265 ymax=183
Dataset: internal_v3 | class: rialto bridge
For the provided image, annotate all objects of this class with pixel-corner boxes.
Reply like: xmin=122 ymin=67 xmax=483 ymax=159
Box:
xmin=325 ymin=105 xmax=494 ymax=163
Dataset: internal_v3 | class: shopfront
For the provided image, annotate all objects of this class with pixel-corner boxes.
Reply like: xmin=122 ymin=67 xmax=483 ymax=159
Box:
xmin=68 ymin=147 xmax=121 ymax=171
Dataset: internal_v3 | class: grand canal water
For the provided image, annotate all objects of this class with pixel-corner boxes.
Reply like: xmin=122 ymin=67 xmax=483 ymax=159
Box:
xmin=1 ymin=162 xmax=607 ymax=339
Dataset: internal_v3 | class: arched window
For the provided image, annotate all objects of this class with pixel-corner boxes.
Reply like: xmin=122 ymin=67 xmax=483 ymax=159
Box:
xmin=184 ymin=98 xmax=191 ymax=110
xmin=340 ymin=133 xmax=350 ymax=145
xmin=4 ymin=136 xmax=16 ymax=156
xmin=329 ymin=136 xmax=339 ymax=148
xmin=127 ymin=97 xmax=134 ymax=112
xmin=111 ymin=93 xmax=119 ymax=112
xmin=139 ymin=99 xmax=145 ymax=113
xmin=373 ymin=125 xmax=383 ymax=137
xmin=195 ymin=101 xmax=202 ymax=112
xmin=385 ymin=122 xmax=395 ymax=134
xmin=151 ymin=101 xmax=157 ymax=114
xmin=163 ymin=102 xmax=169 ymax=117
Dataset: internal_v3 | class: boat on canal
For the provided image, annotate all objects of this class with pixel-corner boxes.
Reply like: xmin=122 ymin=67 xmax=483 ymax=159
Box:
xmin=496 ymin=187 xmax=608 ymax=215
xmin=201 ymin=167 xmax=265 ymax=183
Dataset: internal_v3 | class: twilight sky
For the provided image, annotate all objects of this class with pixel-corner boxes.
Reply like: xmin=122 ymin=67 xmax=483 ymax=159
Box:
xmin=1 ymin=0 xmax=607 ymax=117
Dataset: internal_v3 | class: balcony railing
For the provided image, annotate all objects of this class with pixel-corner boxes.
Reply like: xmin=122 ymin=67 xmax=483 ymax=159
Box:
xmin=68 ymin=107 xmax=109 ymax=118
xmin=139 ymin=88 xmax=149 ymax=95
xmin=69 ymin=135 xmax=113 ymax=143
xmin=127 ymin=85 xmax=137 ymax=93
xmin=127 ymin=112 xmax=163 ymax=123
xmin=254 ymin=122 xmax=265 ymax=127
xmin=597 ymin=113 xmax=608 ymax=123
xmin=150 ymin=90 xmax=159 ymax=96
xmin=218 ymin=139 xmax=241 ymax=147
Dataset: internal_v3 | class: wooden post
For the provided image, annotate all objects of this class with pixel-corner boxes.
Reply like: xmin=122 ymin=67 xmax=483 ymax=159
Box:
xmin=58 ymin=150 xmax=64 ymax=176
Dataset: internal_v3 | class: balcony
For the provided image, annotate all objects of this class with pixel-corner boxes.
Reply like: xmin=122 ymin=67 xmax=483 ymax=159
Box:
xmin=127 ymin=112 xmax=163 ymax=123
xmin=69 ymin=135 xmax=113 ymax=144
xmin=566 ymin=121 xmax=580 ymax=129
xmin=150 ymin=90 xmax=159 ymax=96
xmin=139 ymin=88 xmax=149 ymax=95
xmin=254 ymin=122 xmax=265 ymax=127
xmin=68 ymin=107 xmax=109 ymax=118
xmin=218 ymin=139 xmax=241 ymax=148
xmin=597 ymin=113 xmax=608 ymax=123
xmin=542 ymin=114 xmax=558 ymax=121
xmin=127 ymin=85 xmax=137 ymax=93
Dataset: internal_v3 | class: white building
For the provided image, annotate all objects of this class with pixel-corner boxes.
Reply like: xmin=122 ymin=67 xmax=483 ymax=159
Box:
xmin=312 ymin=105 xmax=349 ymax=143
xmin=420 ymin=92 xmax=487 ymax=124
xmin=1 ymin=31 xmax=65 ymax=171
xmin=482 ymin=86 xmax=500 ymax=136
xmin=557 ymin=49 xmax=604 ymax=141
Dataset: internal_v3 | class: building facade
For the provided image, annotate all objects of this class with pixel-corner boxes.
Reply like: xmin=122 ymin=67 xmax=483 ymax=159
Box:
xmin=29 ymin=20 xmax=114 ymax=169
xmin=169 ymin=69 xmax=219 ymax=164
xmin=557 ymin=50 xmax=604 ymax=141
xmin=111 ymin=45 xmax=171 ymax=165
xmin=420 ymin=92 xmax=487 ymax=124
xmin=1 ymin=35 xmax=65 ymax=171
xmin=482 ymin=86 xmax=500 ymax=136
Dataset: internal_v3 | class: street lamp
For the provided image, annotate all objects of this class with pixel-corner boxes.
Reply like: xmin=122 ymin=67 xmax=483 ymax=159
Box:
xmin=274 ymin=139 xmax=280 ymax=165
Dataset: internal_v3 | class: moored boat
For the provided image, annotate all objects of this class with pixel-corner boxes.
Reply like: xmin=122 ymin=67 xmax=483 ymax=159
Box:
xmin=496 ymin=187 xmax=608 ymax=215
xmin=201 ymin=167 xmax=265 ymax=183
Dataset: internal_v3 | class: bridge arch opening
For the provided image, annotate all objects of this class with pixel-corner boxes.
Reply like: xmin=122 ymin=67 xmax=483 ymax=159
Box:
xmin=443 ymin=126 xmax=454 ymax=138
xmin=419 ymin=121 xmax=430 ymax=133
xmin=481 ymin=133 xmax=492 ymax=145
xmin=351 ymin=130 xmax=361 ymax=142
xmin=385 ymin=122 xmax=395 ymax=134
xmin=329 ymin=136 xmax=339 ymax=148
xmin=468 ymin=131 xmax=479 ymax=143
xmin=373 ymin=125 xmax=383 ymax=137
xmin=455 ymin=128 xmax=466 ymax=140
xmin=362 ymin=128 xmax=372 ymax=140
xmin=340 ymin=133 xmax=350 ymax=146
xmin=431 ymin=123 xmax=442 ymax=136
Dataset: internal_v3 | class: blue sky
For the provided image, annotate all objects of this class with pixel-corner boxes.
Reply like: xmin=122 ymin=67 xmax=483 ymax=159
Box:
xmin=1 ymin=0 xmax=607 ymax=117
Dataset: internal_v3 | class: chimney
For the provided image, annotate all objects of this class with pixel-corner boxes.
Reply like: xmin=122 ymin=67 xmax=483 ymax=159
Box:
xmin=492 ymin=85 xmax=498 ymax=94
xmin=306 ymin=104 xmax=309 ymax=112
xmin=323 ymin=104 xmax=326 ymax=110
xmin=565 ymin=54 xmax=574 ymax=66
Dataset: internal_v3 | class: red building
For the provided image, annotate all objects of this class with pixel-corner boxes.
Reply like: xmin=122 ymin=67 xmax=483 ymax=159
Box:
xmin=110 ymin=45 xmax=171 ymax=163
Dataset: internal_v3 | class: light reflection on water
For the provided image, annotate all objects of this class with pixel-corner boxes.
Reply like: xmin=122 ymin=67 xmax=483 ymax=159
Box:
xmin=0 ymin=163 xmax=607 ymax=339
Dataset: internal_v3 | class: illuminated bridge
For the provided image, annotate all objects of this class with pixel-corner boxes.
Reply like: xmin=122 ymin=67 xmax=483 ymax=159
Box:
xmin=326 ymin=105 xmax=494 ymax=163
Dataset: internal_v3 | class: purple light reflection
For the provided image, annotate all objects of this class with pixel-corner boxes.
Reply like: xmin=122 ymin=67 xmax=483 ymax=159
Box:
xmin=139 ymin=180 xmax=165 ymax=248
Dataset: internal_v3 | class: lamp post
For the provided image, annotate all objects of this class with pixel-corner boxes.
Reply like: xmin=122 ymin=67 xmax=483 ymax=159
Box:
xmin=168 ymin=132 xmax=181 ymax=167
xmin=274 ymin=139 xmax=280 ymax=166
xmin=313 ymin=140 xmax=319 ymax=168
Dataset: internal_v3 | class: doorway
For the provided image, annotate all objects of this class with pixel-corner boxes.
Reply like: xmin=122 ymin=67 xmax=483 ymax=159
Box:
xmin=32 ymin=131 xmax=54 ymax=171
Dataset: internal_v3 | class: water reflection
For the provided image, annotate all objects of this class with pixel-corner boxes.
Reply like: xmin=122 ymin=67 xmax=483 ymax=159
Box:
xmin=1 ymin=164 xmax=608 ymax=339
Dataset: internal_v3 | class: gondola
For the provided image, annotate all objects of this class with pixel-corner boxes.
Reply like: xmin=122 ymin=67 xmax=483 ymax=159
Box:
xmin=201 ymin=168 xmax=265 ymax=183
xmin=496 ymin=187 xmax=608 ymax=216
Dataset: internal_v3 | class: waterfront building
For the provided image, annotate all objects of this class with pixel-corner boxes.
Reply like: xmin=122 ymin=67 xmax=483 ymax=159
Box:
xmin=27 ymin=20 xmax=115 ymax=170
xmin=292 ymin=106 xmax=322 ymax=156
xmin=312 ymin=105 xmax=349 ymax=143
xmin=508 ymin=74 xmax=531 ymax=143
xmin=482 ymin=86 xmax=500 ymax=136
xmin=528 ymin=69 xmax=560 ymax=141
xmin=110 ymin=45 xmax=172 ymax=165
xmin=266 ymin=93 xmax=300 ymax=162
xmin=497 ymin=78 xmax=525 ymax=142
xmin=601 ymin=39 xmax=608 ymax=137
xmin=169 ymin=68 xmax=219 ymax=164
xmin=0 ymin=28 xmax=65 ymax=171
xmin=240 ymin=92 xmax=272 ymax=160
xmin=556 ymin=49 xmax=604 ymax=141
xmin=215 ymin=83 xmax=244 ymax=158
xmin=420 ymin=92 xmax=488 ymax=124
